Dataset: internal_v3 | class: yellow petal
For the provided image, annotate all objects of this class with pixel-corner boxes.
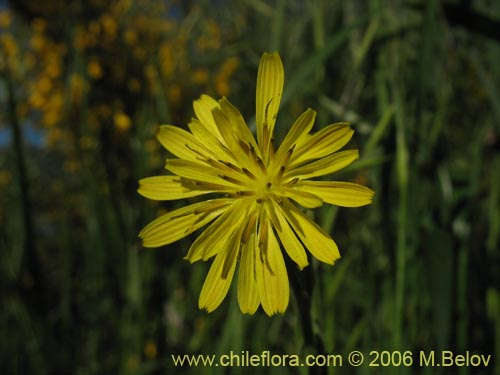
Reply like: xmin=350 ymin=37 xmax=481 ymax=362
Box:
xmin=166 ymin=159 xmax=240 ymax=189
xmin=211 ymin=107 xmax=248 ymax=161
xmin=221 ymin=220 xmax=245 ymax=279
xmin=156 ymin=125 xmax=212 ymax=161
xmin=296 ymin=181 xmax=375 ymax=207
xmin=188 ymin=118 xmax=234 ymax=163
xmin=256 ymin=52 xmax=284 ymax=149
xmin=286 ymin=150 xmax=359 ymax=180
xmin=277 ymin=187 xmax=323 ymax=208
xmin=291 ymin=123 xmax=353 ymax=167
xmin=270 ymin=199 xmax=309 ymax=269
xmin=139 ymin=199 xmax=232 ymax=247
xmin=256 ymin=221 xmax=289 ymax=316
xmin=237 ymin=231 xmax=260 ymax=314
xmin=282 ymin=200 xmax=340 ymax=265
xmin=138 ymin=176 xmax=213 ymax=200
xmin=273 ymin=108 xmax=316 ymax=171
xmin=193 ymin=94 xmax=222 ymax=138
xmin=219 ymin=97 xmax=260 ymax=155
xmin=198 ymin=247 xmax=238 ymax=313
xmin=185 ymin=199 xmax=248 ymax=263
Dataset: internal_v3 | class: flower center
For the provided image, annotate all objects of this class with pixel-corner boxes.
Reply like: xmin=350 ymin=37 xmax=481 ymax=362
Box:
xmin=251 ymin=167 xmax=279 ymax=203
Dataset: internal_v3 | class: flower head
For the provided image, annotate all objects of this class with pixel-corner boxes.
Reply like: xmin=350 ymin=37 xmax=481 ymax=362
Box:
xmin=139 ymin=52 xmax=374 ymax=316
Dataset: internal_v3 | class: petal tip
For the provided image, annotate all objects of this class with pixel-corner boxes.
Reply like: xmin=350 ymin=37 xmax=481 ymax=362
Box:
xmin=182 ymin=255 xmax=192 ymax=262
xmin=297 ymin=261 xmax=309 ymax=271
xmin=240 ymin=307 xmax=258 ymax=315
xmin=198 ymin=304 xmax=211 ymax=313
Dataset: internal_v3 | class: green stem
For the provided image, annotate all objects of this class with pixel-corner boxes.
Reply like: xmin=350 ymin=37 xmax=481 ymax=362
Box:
xmin=289 ymin=262 xmax=326 ymax=375
xmin=3 ymin=73 xmax=44 ymax=312
xmin=393 ymin=83 xmax=408 ymax=350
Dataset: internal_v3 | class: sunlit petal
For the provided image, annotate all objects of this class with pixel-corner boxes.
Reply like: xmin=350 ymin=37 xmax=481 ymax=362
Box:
xmin=237 ymin=231 xmax=260 ymax=314
xmin=193 ymin=94 xmax=222 ymax=138
xmin=185 ymin=199 xmax=248 ymax=262
xmin=256 ymin=221 xmax=289 ymax=316
xmin=188 ymin=119 xmax=237 ymax=168
xmin=296 ymin=181 xmax=375 ymax=207
xmin=291 ymin=123 xmax=353 ymax=167
xmin=277 ymin=187 xmax=323 ymax=208
xmin=273 ymin=108 xmax=316 ymax=170
xmin=138 ymin=176 xmax=213 ymax=200
xmin=139 ymin=199 xmax=232 ymax=247
xmin=219 ymin=97 xmax=260 ymax=155
xmin=156 ymin=125 xmax=212 ymax=161
xmin=269 ymin=199 xmax=309 ymax=269
xmin=256 ymin=52 xmax=284 ymax=150
xmin=282 ymin=200 xmax=340 ymax=265
xmin=166 ymin=159 xmax=241 ymax=189
xmin=286 ymin=150 xmax=359 ymax=180
xmin=199 ymin=247 xmax=238 ymax=313
xmin=211 ymin=107 xmax=250 ymax=162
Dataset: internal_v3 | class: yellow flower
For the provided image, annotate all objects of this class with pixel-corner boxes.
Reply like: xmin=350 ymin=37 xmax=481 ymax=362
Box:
xmin=0 ymin=10 xmax=13 ymax=29
xmin=192 ymin=69 xmax=209 ymax=85
xmin=113 ymin=111 xmax=132 ymax=132
xmin=138 ymin=52 xmax=374 ymax=316
xmin=87 ymin=58 xmax=103 ymax=79
xmin=144 ymin=340 xmax=158 ymax=359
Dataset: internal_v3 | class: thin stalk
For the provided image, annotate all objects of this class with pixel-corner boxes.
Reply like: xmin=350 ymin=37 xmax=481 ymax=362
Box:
xmin=2 ymin=71 xmax=47 ymax=374
xmin=393 ymin=83 xmax=409 ymax=350
xmin=3 ymin=73 xmax=44 ymax=311
xmin=270 ymin=0 xmax=286 ymax=52
xmin=289 ymin=262 xmax=326 ymax=375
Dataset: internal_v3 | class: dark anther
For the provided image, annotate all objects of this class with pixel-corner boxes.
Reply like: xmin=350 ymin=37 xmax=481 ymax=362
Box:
xmin=242 ymin=168 xmax=256 ymax=179
xmin=278 ymin=165 xmax=286 ymax=178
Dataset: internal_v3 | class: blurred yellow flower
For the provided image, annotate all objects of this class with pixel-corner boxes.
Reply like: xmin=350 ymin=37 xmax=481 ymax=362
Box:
xmin=127 ymin=78 xmax=141 ymax=93
xmin=31 ymin=18 xmax=46 ymax=33
xmin=43 ymin=109 xmax=61 ymax=127
xmin=73 ymin=27 xmax=87 ymax=50
xmin=100 ymin=13 xmax=118 ymax=39
xmin=196 ymin=19 xmax=221 ymax=52
xmin=37 ymin=76 xmax=52 ymax=93
xmin=87 ymin=59 xmax=103 ymax=79
xmin=144 ymin=341 xmax=158 ymax=359
xmin=0 ymin=10 xmax=12 ymax=28
xmin=30 ymin=34 xmax=45 ymax=51
xmin=46 ymin=57 xmax=62 ymax=78
xmin=159 ymin=44 xmax=175 ymax=78
xmin=28 ymin=92 xmax=45 ymax=109
xmin=123 ymin=29 xmax=138 ymax=45
xmin=220 ymin=56 xmax=240 ymax=75
xmin=1 ymin=34 xmax=18 ymax=58
xmin=0 ymin=170 xmax=12 ymax=187
xmin=23 ymin=51 xmax=36 ymax=70
xmin=192 ymin=69 xmax=209 ymax=85
xmin=214 ymin=56 xmax=240 ymax=96
xmin=167 ymin=84 xmax=182 ymax=107
xmin=215 ymin=80 xmax=230 ymax=97
xmin=138 ymin=52 xmax=374 ymax=316
xmin=113 ymin=112 xmax=132 ymax=132
xmin=69 ymin=73 xmax=88 ymax=104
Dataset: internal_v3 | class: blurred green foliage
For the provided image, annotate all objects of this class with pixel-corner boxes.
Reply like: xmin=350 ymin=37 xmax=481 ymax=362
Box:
xmin=0 ymin=0 xmax=499 ymax=374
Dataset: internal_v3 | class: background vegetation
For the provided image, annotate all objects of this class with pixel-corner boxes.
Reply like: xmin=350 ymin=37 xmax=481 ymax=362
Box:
xmin=1 ymin=0 xmax=499 ymax=374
